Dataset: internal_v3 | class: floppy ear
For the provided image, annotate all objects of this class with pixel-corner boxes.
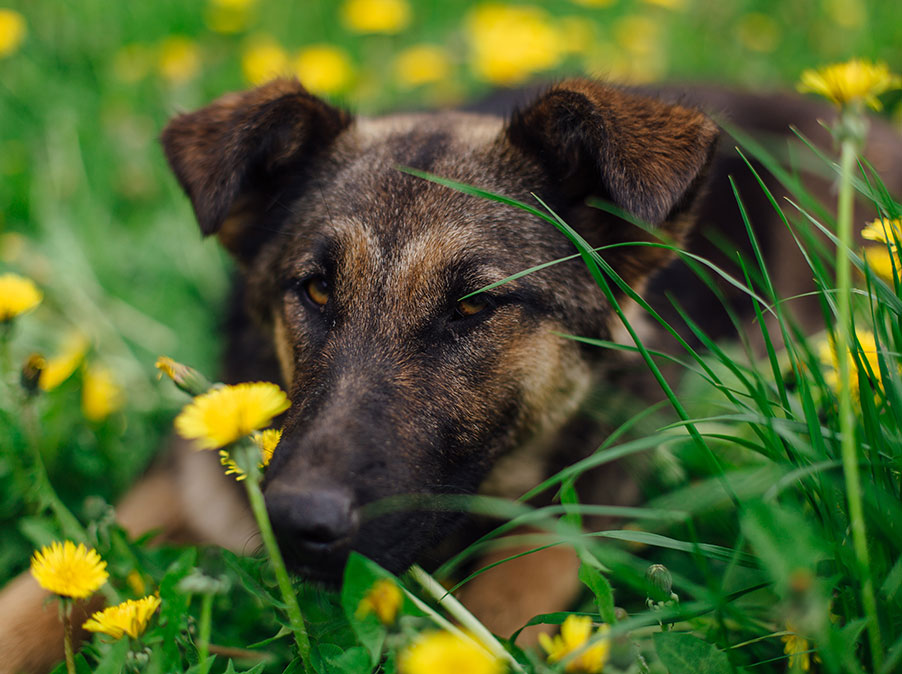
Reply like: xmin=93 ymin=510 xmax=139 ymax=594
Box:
xmin=506 ymin=79 xmax=719 ymax=227
xmin=161 ymin=78 xmax=352 ymax=257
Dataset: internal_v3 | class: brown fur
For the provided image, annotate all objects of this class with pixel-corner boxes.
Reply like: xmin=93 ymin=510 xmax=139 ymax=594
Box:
xmin=4 ymin=77 xmax=900 ymax=674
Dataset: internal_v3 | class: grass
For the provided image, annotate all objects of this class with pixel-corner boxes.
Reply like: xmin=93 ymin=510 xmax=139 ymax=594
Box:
xmin=2 ymin=1 xmax=902 ymax=673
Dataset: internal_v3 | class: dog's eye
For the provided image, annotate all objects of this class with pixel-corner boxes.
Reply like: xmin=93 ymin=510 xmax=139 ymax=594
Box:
xmin=302 ymin=276 xmax=330 ymax=308
xmin=455 ymin=296 xmax=491 ymax=319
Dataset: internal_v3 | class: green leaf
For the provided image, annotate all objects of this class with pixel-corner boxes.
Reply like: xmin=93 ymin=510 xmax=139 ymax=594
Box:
xmin=74 ymin=654 xmax=92 ymax=674
xmin=324 ymin=646 xmax=373 ymax=674
xmin=740 ymin=501 xmax=826 ymax=594
xmin=654 ymin=632 xmax=731 ymax=674
xmin=281 ymin=656 xmax=305 ymax=674
xmin=310 ymin=643 xmax=344 ymax=674
xmin=340 ymin=552 xmax=395 ymax=665
xmin=222 ymin=549 xmax=286 ymax=608
xmin=577 ymin=562 xmax=616 ymax=624
xmin=223 ymin=659 xmax=267 ymax=674
xmin=246 ymin=624 xmax=292 ymax=649
xmin=92 ymin=638 xmax=130 ymax=674
xmin=559 ymin=479 xmax=582 ymax=528
xmin=17 ymin=516 xmax=62 ymax=549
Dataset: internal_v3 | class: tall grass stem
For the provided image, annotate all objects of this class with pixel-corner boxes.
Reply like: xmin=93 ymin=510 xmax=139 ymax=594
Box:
xmin=836 ymin=127 xmax=883 ymax=670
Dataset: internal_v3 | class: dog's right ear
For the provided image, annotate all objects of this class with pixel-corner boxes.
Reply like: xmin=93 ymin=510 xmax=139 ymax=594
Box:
xmin=161 ymin=78 xmax=351 ymax=258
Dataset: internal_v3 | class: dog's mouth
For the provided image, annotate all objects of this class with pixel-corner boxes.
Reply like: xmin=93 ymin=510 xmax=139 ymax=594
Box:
xmin=279 ymin=539 xmax=352 ymax=585
xmin=270 ymin=502 xmax=462 ymax=585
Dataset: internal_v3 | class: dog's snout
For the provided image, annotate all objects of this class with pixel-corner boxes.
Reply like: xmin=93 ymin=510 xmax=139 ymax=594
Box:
xmin=266 ymin=485 xmax=358 ymax=548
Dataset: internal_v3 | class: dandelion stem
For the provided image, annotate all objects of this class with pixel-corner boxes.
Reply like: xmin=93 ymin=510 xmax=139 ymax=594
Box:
xmin=243 ymin=476 xmax=312 ymax=671
xmin=197 ymin=592 xmax=214 ymax=674
xmin=409 ymin=565 xmax=524 ymax=673
xmin=836 ymin=125 xmax=883 ymax=670
xmin=61 ymin=602 xmax=76 ymax=674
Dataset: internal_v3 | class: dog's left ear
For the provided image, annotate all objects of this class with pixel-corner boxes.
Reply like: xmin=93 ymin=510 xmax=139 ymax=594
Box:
xmin=506 ymin=79 xmax=719 ymax=227
xmin=161 ymin=78 xmax=352 ymax=259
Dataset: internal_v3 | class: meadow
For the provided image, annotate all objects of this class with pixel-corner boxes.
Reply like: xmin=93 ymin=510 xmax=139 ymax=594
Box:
xmin=1 ymin=1 xmax=901 ymax=672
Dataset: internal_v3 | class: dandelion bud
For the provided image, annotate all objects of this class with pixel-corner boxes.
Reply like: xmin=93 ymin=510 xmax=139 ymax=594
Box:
xmin=645 ymin=563 xmax=674 ymax=602
xmin=155 ymin=356 xmax=211 ymax=396
xmin=20 ymin=353 xmax=46 ymax=395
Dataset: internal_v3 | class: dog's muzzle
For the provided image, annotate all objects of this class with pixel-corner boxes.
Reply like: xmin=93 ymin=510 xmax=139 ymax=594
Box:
xmin=265 ymin=482 xmax=359 ymax=581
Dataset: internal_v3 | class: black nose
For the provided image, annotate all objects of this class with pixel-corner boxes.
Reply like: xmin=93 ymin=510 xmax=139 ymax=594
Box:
xmin=266 ymin=485 xmax=358 ymax=548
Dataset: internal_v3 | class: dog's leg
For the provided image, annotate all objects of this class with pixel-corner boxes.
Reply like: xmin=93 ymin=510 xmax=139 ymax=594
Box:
xmin=456 ymin=540 xmax=582 ymax=645
xmin=0 ymin=573 xmax=103 ymax=674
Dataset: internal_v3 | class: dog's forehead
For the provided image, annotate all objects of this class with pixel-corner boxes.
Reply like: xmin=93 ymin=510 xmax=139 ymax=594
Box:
xmin=308 ymin=111 xmax=532 ymax=238
xmin=282 ymin=110 xmax=557 ymax=280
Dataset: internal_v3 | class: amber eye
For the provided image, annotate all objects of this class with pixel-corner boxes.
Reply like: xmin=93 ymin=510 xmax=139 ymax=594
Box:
xmin=456 ymin=296 xmax=490 ymax=318
xmin=303 ymin=276 xmax=330 ymax=307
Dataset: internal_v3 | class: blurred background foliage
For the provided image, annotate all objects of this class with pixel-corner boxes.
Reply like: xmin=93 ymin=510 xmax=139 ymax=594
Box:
xmin=0 ymin=0 xmax=900 ymax=593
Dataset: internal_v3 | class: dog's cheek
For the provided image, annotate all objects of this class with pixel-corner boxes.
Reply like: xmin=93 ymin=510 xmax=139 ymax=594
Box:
xmin=272 ymin=313 xmax=295 ymax=384
xmin=475 ymin=322 xmax=592 ymax=498
xmin=509 ymin=326 xmax=592 ymax=438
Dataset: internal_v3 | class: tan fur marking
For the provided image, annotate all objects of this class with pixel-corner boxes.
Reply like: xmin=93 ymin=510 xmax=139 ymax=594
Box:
xmin=481 ymin=327 xmax=592 ymax=498
xmin=273 ymin=313 xmax=295 ymax=384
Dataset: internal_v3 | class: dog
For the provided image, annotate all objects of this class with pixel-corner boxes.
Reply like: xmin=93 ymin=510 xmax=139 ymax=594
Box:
xmin=3 ymin=77 xmax=901 ymax=673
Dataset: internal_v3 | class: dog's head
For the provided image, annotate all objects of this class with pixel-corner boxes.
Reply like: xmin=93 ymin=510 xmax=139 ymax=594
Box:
xmin=161 ymin=78 xmax=717 ymax=581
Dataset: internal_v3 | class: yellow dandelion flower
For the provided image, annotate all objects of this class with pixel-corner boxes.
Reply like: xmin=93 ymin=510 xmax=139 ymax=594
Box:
xmin=399 ymin=630 xmax=505 ymax=674
xmin=175 ymin=382 xmax=290 ymax=450
xmin=395 ymin=44 xmax=450 ymax=88
xmin=254 ymin=428 xmax=282 ymax=466
xmin=818 ymin=330 xmax=883 ymax=402
xmin=30 ymin=541 xmax=108 ymax=599
xmin=862 ymin=217 xmax=902 ymax=251
xmin=0 ymin=8 xmax=26 ymax=58
xmin=83 ymin=595 xmax=161 ymax=640
xmin=219 ymin=428 xmax=281 ymax=480
xmin=341 ymin=0 xmax=411 ymax=35
xmin=466 ymin=4 xmax=563 ymax=85
xmin=862 ymin=246 xmax=899 ymax=282
xmin=205 ymin=0 xmax=257 ymax=35
xmin=295 ymin=45 xmax=354 ymax=96
xmin=539 ymin=615 xmax=610 ymax=673
xmin=0 ymin=272 xmax=42 ymax=321
xmin=797 ymin=59 xmax=902 ymax=110
xmin=82 ymin=363 xmax=124 ymax=422
xmin=40 ymin=332 xmax=89 ymax=391
xmin=356 ymin=578 xmax=403 ymax=625
xmin=158 ymin=37 xmax=201 ymax=84
xmin=782 ymin=623 xmax=813 ymax=671
xmin=242 ymin=37 xmax=290 ymax=85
